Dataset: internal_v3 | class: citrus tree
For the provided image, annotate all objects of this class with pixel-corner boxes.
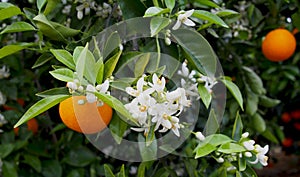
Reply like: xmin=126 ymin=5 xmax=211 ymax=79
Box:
xmin=0 ymin=0 xmax=299 ymax=177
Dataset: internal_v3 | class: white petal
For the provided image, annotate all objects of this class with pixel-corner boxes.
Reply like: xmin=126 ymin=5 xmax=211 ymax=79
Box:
xmin=172 ymin=127 xmax=180 ymax=137
xmin=183 ymin=18 xmax=196 ymax=27
xmin=184 ymin=9 xmax=194 ymax=17
xmin=172 ymin=20 xmax=181 ymax=30
xmin=162 ymin=120 xmax=172 ymax=129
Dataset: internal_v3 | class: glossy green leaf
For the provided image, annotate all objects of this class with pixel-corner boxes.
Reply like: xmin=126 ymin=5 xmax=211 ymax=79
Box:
xmin=117 ymin=0 xmax=146 ymax=19
xmin=37 ymin=0 xmax=47 ymax=12
xmin=41 ymin=160 xmax=62 ymax=177
xmin=49 ymin=68 xmax=74 ymax=82
xmin=252 ymin=113 xmax=266 ymax=133
xmin=104 ymin=164 xmax=116 ymax=177
xmin=138 ymin=133 xmax=158 ymax=161
xmin=36 ymin=87 xmax=69 ymax=97
xmin=63 ymin=146 xmax=96 ymax=167
xmin=194 ymin=143 xmax=216 ymax=158
xmin=50 ymin=49 xmax=75 ymax=70
xmin=109 ymin=113 xmax=128 ymax=144
xmin=1 ymin=21 xmax=35 ymax=34
xmin=32 ymin=52 xmax=54 ymax=69
xmin=104 ymin=49 xmax=122 ymax=80
xmin=218 ymin=143 xmax=245 ymax=154
xmin=194 ymin=0 xmax=220 ymax=8
xmin=118 ymin=164 xmax=126 ymax=177
xmin=134 ymin=53 xmax=150 ymax=77
xmin=198 ymin=84 xmax=212 ymax=109
xmin=261 ymin=128 xmax=279 ymax=144
xmin=238 ymin=157 xmax=246 ymax=171
xmin=193 ymin=10 xmax=228 ymax=28
xmin=94 ymin=92 xmax=138 ymax=125
xmin=232 ymin=111 xmax=243 ymax=141
xmin=67 ymin=169 xmax=85 ymax=177
xmin=33 ymin=14 xmax=66 ymax=42
xmin=14 ymin=95 xmax=70 ymax=128
xmin=144 ymin=7 xmax=169 ymax=17
xmin=0 ymin=5 xmax=22 ymax=20
xmin=0 ymin=43 xmax=35 ymax=59
xmin=23 ymin=154 xmax=42 ymax=172
xmin=258 ymin=95 xmax=280 ymax=108
xmin=95 ymin=58 xmax=104 ymax=84
xmin=165 ymin=0 xmax=175 ymax=11
xmin=2 ymin=161 xmax=18 ymax=177
xmin=103 ymin=31 xmax=121 ymax=59
xmin=172 ymin=29 xmax=217 ymax=77
xmin=44 ymin=0 xmax=60 ymax=15
xmin=220 ymin=79 xmax=244 ymax=111
xmin=243 ymin=66 xmax=265 ymax=94
xmin=74 ymin=44 xmax=88 ymax=83
xmin=150 ymin=17 xmax=170 ymax=37
xmin=204 ymin=109 xmax=219 ymax=135
xmin=216 ymin=9 xmax=239 ymax=17
xmin=50 ymin=21 xmax=80 ymax=38
xmin=245 ymin=90 xmax=258 ymax=116
xmin=0 ymin=143 xmax=14 ymax=158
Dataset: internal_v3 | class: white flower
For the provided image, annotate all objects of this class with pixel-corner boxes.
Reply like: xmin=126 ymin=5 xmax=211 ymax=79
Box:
xmin=241 ymin=132 xmax=249 ymax=138
xmin=86 ymin=84 xmax=97 ymax=103
xmin=0 ymin=113 xmax=7 ymax=126
xmin=0 ymin=91 xmax=6 ymax=106
xmin=244 ymin=151 xmax=252 ymax=157
xmin=125 ymin=75 xmax=148 ymax=97
xmin=250 ymin=145 xmax=269 ymax=166
xmin=195 ymin=132 xmax=205 ymax=141
xmin=96 ymin=80 xmax=110 ymax=94
xmin=148 ymin=73 xmax=166 ymax=93
xmin=242 ymin=140 xmax=255 ymax=151
xmin=180 ymin=79 xmax=199 ymax=98
xmin=198 ymin=75 xmax=217 ymax=93
xmin=172 ymin=9 xmax=196 ymax=30
xmin=125 ymin=92 xmax=156 ymax=126
xmin=166 ymin=88 xmax=191 ymax=114
xmin=216 ymin=157 xmax=224 ymax=163
xmin=0 ymin=65 xmax=10 ymax=79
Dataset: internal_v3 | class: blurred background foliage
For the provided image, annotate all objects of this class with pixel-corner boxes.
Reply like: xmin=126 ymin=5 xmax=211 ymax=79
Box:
xmin=0 ymin=0 xmax=299 ymax=176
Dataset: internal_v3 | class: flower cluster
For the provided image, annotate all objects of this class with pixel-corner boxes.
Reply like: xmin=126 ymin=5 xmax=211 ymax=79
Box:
xmin=124 ymin=74 xmax=192 ymax=137
xmin=172 ymin=9 xmax=196 ymax=30
xmin=66 ymin=79 xmax=110 ymax=103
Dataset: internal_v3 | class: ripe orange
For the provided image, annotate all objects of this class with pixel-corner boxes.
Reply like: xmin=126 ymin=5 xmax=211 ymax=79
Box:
xmin=262 ymin=28 xmax=296 ymax=62
xmin=58 ymin=96 xmax=113 ymax=134
xmin=14 ymin=118 xmax=38 ymax=136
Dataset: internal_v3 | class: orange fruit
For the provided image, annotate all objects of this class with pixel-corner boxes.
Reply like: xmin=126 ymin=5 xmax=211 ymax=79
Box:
xmin=59 ymin=96 xmax=113 ymax=134
xmin=262 ymin=28 xmax=296 ymax=62
xmin=14 ymin=118 xmax=38 ymax=136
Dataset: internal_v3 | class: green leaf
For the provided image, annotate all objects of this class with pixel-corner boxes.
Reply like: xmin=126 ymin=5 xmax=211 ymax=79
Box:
xmin=109 ymin=113 xmax=128 ymax=144
xmin=50 ymin=21 xmax=80 ymax=38
xmin=2 ymin=161 xmax=18 ymax=177
xmin=49 ymin=68 xmax=74 ymax=82
xmin=172 ymin=29 xmax=217 ymax=77
xmin=252 ymin=113 xmax=266 ymax=133
xmin=198 ymin=84 xmax=212 ymax=109
xmin=104 ymin=49 xmax=122 ymax=80
xmin=50 ymin=49 xmax=75 ymax=70
xmin=41 ymin=160 xmax=62 ymax=177
xmin=194 ymin=0 xmax=220 ymax=8
xmin=243 ymin=66 xmax=265 ymax=94
xmin=144 ymin=7 xmax=169 ymax=17
xmin=194 ymin=143 xmax=216 ymax=158
xmin=0 ymin=5 xmax=22 ymax=20
xmin=204 ymin=109 xmax=219 ymax=135
xmin=138 ymin=133 xmax=158 ymax=161
xmin=0 ymin=143 xmax=14 ymax=158
xmin=150 ymin=17 xmax=170 ymax=37
xmin=32 ymin=52 xmax=54 ymax=69
xmin=23 ymin=154 xmax=42 ymax=172
xmin=193 ymin=10 xmax=228 ymax=28
xmin=94 ymin=92 xmax=138 ymax=125
xmin=220 ymin=79 xmax=244 ymax=111
xmin=74 ymin=44 xmax=88 ymax=83
xmin=261 ymin=128 xmax=279 ymax=144
xmin=134 ymin=53 xmax=150 ymax=78
xmin=67 ymin=169 xmax=85 ymax=177
xmin=63 ymin=146 xmax=96 ymax=167
xmin=103 ymin=31 xmax=121 ymax=59
xmin=14 ymin=95 xmax=70 ymax=128
xmin=117 ymin=0 xmax=146 ymax=19
xmin=0 ymin=43 xmax=35 ymax=59
xmin=33 ymin=14 xmax=66 ymax=42
xmin=245 ymin=90 xmax=258 ymax=116
xmin=238 ymin=157 xmax=246 ymax=171
xmin=44 ymin=0 xmax=60 ymax=16
xmin=258 ymin=95 xmax=280 ymax=108
xmin=216 ymin=9 xmax=239 ymax=17
xmin=218 ymin=143 xmax=246 ymax=154
xmin=0 ymin=22 xmax=36 ymax=34
xmin=36 ymin=87 xmax=69 ymax=97
xmin=104 ymin=164 xmax=116 ymax=177
xmin=95 ymin=58 xmax=104 ymax=84
xmin=37 ymin=0 xmax=47 ymax=12
xmin=165 ymin=0 xmax=175 ymax=11
xmin=232 ymin=111 xmax=243 ymax=141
